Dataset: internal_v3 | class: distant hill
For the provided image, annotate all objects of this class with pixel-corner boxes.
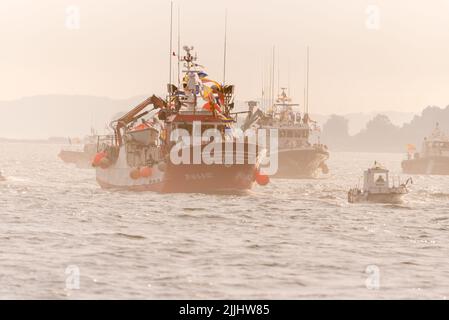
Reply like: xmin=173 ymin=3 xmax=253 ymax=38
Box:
xmin=321 ymin=105 xmax=449 ymax=152
xmin=310 ymin=111 xmax=415 ymax=135
xmin=0 ymin=95 xmax=421 ymax=145
xmin=0 ymin=95 xmax=148 ymax=140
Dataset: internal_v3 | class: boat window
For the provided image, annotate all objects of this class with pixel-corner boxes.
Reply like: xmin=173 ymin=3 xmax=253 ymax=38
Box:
xmin=374 ymin=173 xmax=387 ymax=185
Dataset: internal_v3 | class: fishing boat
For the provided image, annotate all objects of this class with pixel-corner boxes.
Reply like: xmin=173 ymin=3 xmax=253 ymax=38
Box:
xmin=348 ymin=162 xmax=412 ymax=204
xmin=58 ymin=133 xmax=98 ymax=169
xmin=401 ymin=123 xmax=449 ymax=175
xmin=93 ymin=46 xmax=267 ymax=194
xmin=243 ymin=88 xmax=329 ymax=178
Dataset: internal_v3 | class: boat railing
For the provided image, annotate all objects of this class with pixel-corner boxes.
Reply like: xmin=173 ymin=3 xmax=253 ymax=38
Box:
xmin=95 ymin=134 xmax=116 ymax=152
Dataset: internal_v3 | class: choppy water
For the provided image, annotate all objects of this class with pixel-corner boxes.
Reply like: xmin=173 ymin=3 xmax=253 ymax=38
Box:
xmin=1 ymin=142 xmax=449 ymax=299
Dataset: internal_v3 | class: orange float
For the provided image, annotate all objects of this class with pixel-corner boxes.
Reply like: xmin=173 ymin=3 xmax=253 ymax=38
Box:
xmin=92 ymin=152 xmax=106 ymax=167
xmin=255 ymin=170 xmax=270 ymax=186
xmin=140 ymin=166 xmax=153 ymax=178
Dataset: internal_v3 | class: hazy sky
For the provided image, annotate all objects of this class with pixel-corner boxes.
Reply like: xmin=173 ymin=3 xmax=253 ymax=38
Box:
xmin=1 ymin=0 xmax=449 ymax=114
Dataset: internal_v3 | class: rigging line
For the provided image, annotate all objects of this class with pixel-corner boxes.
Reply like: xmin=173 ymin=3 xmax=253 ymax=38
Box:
xmin=168 ymin=1 xmax=173 ymax=100
xmin=223 ymin=9 xmax=228 ymax=86
xmin=177 ymin=5 xmax=181 ymax=89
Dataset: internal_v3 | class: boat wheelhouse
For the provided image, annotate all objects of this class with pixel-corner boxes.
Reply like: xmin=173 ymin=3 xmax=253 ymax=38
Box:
xmin=402 ymin=123 xmax=449 ymax=175
xmin=348 ymin=163 xmax=412 ymax=204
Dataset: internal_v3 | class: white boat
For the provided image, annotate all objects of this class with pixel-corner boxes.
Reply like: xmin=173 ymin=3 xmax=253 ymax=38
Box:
xmin=402 ymin=123 xmax=449 ymax=175
xmin=243 ymin=89 xmax=330 ymax=178
xmin=58 ymin=134 xmax=98 ymax=169
xmin=348 ymin=163 xmax=412 ymax=204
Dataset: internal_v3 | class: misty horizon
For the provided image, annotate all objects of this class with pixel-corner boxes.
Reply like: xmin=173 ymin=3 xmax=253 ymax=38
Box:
xmin=2 ymin=0 xmax=449 ymax=304
xmin=0 ymin=93 xmax=429 ymax=140
xmin=2 ymin=0 xmax=449 ymax=115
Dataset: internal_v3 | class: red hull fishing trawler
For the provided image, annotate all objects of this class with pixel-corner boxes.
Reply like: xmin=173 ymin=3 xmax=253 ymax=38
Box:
xmin=93 ymin=46 xmax=267 ymax=194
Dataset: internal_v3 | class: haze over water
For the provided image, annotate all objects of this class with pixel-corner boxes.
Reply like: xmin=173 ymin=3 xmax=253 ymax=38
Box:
xmin=1 ymin=142 xmax=448 ymax=299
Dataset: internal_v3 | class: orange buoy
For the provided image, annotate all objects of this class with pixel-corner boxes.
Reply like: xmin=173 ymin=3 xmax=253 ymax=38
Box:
xmin=130 ymin=168 xmax=141 ymax=180
xmin=140 ymin=166 xmax=153 ymax=178
xmin=255 ymin=171 xmax=270 ymax=186
xmin=92 ymin=152 xmax=106 ymax=167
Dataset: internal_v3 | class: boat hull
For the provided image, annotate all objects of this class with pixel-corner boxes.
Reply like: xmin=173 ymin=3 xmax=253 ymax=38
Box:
xmin=96 ymin=163 xmax=256 ymax=194
xmin=348 ymin=191 xmax=406 ymax=204
xmin=162 ymin=163 xmax=256 ymax=193
xmin=402 ymin=157 xmax=449 ymax=175
xmin=58 ymin=150 xmax=95 ymax=169
xmin=271 ymin=148 xmax=329 ymax=179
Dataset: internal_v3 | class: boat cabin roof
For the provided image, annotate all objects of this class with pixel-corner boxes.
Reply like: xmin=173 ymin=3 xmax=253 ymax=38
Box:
xmin=367 ymin=167 xmax=388 ymax=174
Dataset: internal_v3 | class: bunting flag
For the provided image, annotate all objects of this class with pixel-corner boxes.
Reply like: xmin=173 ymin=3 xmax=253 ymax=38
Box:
xmin=197 ymin=71 xmax=208 ymax=79
xmin=202 ymin=100 xmax=223 ymax=114
xmin=202 ymin=85 xmax=213 ymax=100
xmin=201 ymin=78 xmax=222 ymax=90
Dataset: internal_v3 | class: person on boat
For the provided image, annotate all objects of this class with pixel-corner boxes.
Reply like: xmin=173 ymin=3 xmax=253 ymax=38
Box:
xmin=303 ymin=113 xmax=309 ymax=124
xmin=288 ymin=110 xmax=295 ymax=124
xmin=376 ymin=175 xmax=385 ymax=184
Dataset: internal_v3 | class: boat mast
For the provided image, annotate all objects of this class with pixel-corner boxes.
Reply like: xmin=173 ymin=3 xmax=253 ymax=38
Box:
xmin=261 ymin=57 xmax=265 ymax=110
xmin=223 ymin=9 xmax=228 ymax=87
xmin=271 ymin=46 xmax=275 ymax=109
xmin=177 ymin=5 xmax=181 ymax=89
xmin=277 ymin=47 xmax=280 ymax=100
xmin=168 ymin=1 xmax=174 ymax=101
xmin=268 ymin=53 xmax=271 ymax=112
xmin=287 ymin=58 xmax=290 ymax=98
xmin=303 ymin=86 xmax=306 ymax=114
xmin=306 ymin=46 xmax=310 ymax=114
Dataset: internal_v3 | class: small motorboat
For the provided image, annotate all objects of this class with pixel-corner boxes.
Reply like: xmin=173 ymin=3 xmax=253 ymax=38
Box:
xmin=348 ymin=162 xmax=412 ymax=204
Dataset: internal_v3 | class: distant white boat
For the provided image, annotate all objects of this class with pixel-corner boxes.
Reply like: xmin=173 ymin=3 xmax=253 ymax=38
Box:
xmin=402 ymin=123 xmax=449 ymax=175
xmin=348 ymin=162 xmax=412 ymax=204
